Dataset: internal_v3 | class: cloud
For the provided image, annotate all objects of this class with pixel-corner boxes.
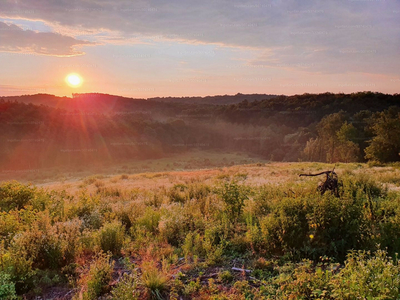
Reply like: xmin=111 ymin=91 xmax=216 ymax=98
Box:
xmin=0 ymin=21 xmax=93 ymax=56
xmin=0 ymin=0 xmax=399 ymax=74
xmin=248 ymin=44 xmax=400 ymax=76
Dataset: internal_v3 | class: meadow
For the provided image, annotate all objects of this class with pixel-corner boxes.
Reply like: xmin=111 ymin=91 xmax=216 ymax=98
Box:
xmin=2 ymin=162 xmax=400 ymax=299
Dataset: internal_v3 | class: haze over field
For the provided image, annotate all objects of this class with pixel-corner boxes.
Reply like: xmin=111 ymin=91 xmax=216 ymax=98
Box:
xmin=1 ymin=92 xmax=400 ymax=183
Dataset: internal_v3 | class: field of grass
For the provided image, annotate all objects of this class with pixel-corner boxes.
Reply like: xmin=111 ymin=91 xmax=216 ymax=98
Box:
xmin=0 ymin=150 xmax=267 ymax=184
xmin=2 ymin=162 xmax=400 ymax=299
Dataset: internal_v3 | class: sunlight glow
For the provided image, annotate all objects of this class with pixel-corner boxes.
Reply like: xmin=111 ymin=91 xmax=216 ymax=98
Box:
xmin=66 ymin=73 xmax=83 ymax=88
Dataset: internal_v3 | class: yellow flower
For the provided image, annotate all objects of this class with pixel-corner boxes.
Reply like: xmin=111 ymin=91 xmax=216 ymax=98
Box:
xmin=309 ymin=234 xmax=314 ymax=239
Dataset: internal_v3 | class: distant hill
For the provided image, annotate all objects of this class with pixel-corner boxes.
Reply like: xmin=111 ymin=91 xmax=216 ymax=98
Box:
xmin=148 ymin=93 xmax=278 ymax=105
xmin=0 ymin=94 xmax=70 ymax=106
xmin=215 ymin=91 xmax=400 ymax=127
xmin=0 ymin=93 xmax=278 ymax=111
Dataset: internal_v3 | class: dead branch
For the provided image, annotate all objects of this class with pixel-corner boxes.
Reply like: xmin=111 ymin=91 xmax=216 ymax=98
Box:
xmin=231 ymin=267 xmax=252 ymax=273
xmin=299 ymin=167 xmax=339 ymax=197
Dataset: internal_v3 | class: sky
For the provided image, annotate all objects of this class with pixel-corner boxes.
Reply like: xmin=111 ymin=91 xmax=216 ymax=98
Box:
xmin=0 ymin=0 xmax=399 ymax=98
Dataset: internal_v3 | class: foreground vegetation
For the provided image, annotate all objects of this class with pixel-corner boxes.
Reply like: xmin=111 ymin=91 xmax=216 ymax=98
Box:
xmin=1 ymin=163 xmax=400 ymax=299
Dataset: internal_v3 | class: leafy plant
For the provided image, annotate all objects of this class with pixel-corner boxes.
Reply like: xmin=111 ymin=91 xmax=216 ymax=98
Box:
xmin=218 ymin=181 xmax=249 ymax=223
xmin=97 ymin=221 xmax=125 ymax=256
xmin=110 ymin=273 xmax=139 ymax=300
xmin=77 ymin=252 xmax=114 ymax=300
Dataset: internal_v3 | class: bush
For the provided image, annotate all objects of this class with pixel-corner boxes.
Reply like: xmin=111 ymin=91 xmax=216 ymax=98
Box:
xmin=77 ymin=252 xmax=114 ymax=300
xmin=158 ymin=204 xmax=187 ymax=246
xmin=54 ymin=219 xmax=83 ymax=265
xmin=168 ymin=184 xmax=188 ymax=204
xmin=110 ymin=273 xmax=139 ymax=300
xmin=182 ymin=232 xmax=205 ymax=259
xmin=0 ymin=243 xmax=35 ymax=294
xmin=10 ymin=215 xmax=63 ymax=270
xmin=136 ymin=208 xmax=161 ymax=235
xmin=377 ymin=195 xmax=400 ymax=254
xmin=219 ymin=270 xmax=233 ymax=283
xmin=0 ymin=210 xmax=30 ymax=247
xmin=260 ymin=197 xmax=309 ymax=257
xmin=218 ymin=181 xmax=249 ymax=223
xmin=276 ymin=260 xmax=334 ymax=299
xmin=0 ymin=272 xmax=17 ymax=299
xmin=182 ymin=229 xmax=224 ymax=265
xmin=306 ymin=194 xmax=370 ymax=261
xmin=0 ymin=181 xmax=36 ymax=212
xmin=141 ymin=261 xmax=168 ymax=299
xmin=341 ymin=174 xmax=387 ymax=200
xmin=332 ymin=250 xmax=400 ymax=299
xmin=97 ymin=221 xmax=125 ymax=256
xmin=67 ymin=193 xmax=103 ymax=229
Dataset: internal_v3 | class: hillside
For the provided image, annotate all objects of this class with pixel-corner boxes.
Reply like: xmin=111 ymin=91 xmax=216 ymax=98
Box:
xmin=0 ymin=93 xmax=278 ymax=109
xmin=1 ymin=92 xmax=400 ymax=172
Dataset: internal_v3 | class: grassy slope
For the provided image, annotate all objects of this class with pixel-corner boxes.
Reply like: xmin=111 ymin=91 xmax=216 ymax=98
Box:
xmin=36 ymin=161 xmax=400 ymax=195
xmin=2 ymin=162 xmax=400 ymax=299
xmin=0 ymin=150 xmax=267 ymax=184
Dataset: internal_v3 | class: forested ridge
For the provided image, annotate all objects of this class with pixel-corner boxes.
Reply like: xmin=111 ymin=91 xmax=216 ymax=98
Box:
xmin=1 ymin=91 xmax=400 ymax=169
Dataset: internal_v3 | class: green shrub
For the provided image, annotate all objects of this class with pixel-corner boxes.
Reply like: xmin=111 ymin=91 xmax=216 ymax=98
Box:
xmin=78 ymin=252 xmax=114 ymax=300
xmin=0 ymin=210 xmax=31 ymax=247
xmin=256 ymin=181 xmax=376 ymax=261
xmin=187 ymin=183 xmax=210 ymax=202
xmin=97 ymin=221 xmax=125 ymax=255
xmin=276 ymin=260 xmax=334 ymax=299
xmin=260 ymin=197 xmax=309 ymax=257
xmin=110 ymin=273 xmax=139 ymax=300
xmin=54 ymin=219 xmax=83 ymax=264
xmin=182 ymin=229 xmax=224 ymax=265
xmin=218 ymin=181 xmax=249 ymax=223
xmin=341 ymin=173 xmax=387 ymax=200
xmin=141 ymin=262 xmax=168 ymax=299
xmin=219 ymin=270 xmax=233 ymax=283
xmin=10 ymin=216 xmax=63 ymax=270
xmin=168 ymin=184 xmax=188 ymax=204
xmin=3 ymin=168 xmax=400 ymax=299
xmin=182 ymin=232 xmax=205 ymax=259
xmin=0 ymin=182 xmax=36 ymax=212
xmin=158 ymin=204 xmax=187 ymax=246
xmin=67 ymin=193 xmax=103 ymax=229
xmin=0 ymin=243 xmax=35 ymax=294
xmin=307 ymin=194 xmax=370 ymax=261
xmin=0 ymin=272 xmax=17 ymax=299
xmin=332 ymin=250 xmax=400 ymax=299
xmin=136 ymin=208 xmax=161 ymax=235
xmin=203 ymin=227 xmax=225 ymax=265
xmin=377 ymin=195 xmax=400 ymax=254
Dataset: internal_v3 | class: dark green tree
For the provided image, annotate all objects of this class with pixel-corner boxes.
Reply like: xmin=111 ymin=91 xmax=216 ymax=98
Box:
xmin=365 ymin=108 xmax=400 ymax=162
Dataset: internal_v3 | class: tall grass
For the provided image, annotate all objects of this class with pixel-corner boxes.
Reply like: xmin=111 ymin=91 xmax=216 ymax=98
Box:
xmin=1 ymin=167 xmax=400 ymax=298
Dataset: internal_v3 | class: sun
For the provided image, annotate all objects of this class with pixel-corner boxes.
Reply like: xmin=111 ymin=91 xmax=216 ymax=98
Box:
xmin=66 ymin=73 xmax=83 ymax=88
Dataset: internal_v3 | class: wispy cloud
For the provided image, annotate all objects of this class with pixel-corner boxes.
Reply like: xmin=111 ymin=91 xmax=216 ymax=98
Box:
xmin=0 ymin=21 xmax=93 ymax=56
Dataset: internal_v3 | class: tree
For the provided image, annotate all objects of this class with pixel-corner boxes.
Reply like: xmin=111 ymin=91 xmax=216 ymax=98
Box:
xmin=365 ymin=108 xmax=400 ymax=162
xmin=303 ymin=113 xmax=361 ymax=163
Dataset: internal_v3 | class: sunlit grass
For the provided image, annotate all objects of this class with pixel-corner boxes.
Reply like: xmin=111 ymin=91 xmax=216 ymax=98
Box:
xmin=1 ymin=162 xmax=400 ymax=298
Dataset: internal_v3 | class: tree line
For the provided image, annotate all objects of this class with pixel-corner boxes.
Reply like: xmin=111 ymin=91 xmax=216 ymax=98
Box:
xmin=1 ymin=91 xmax=400 ymax=169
